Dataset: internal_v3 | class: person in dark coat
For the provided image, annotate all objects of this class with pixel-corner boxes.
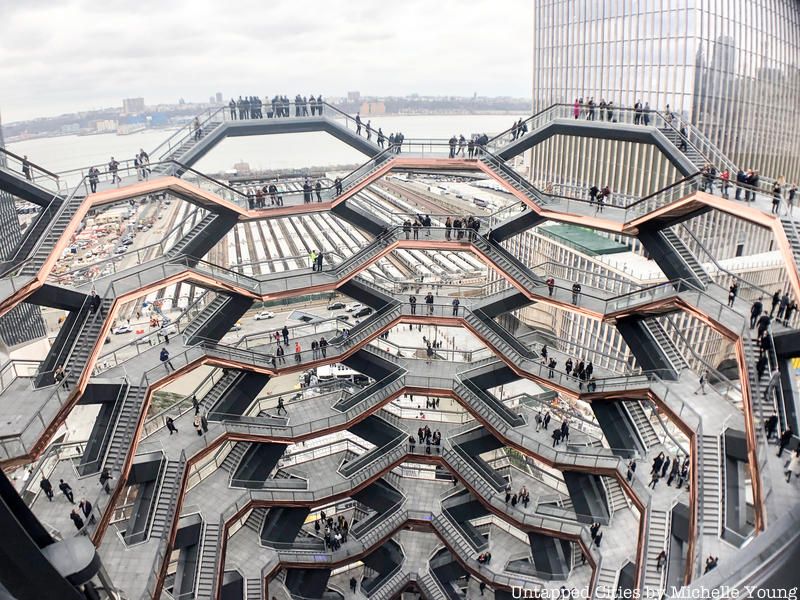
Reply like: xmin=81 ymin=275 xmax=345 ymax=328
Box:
xmin=59 ymin=479 xmax=74 ymax=503
xmin=70 ymin=509 xmax=84 ymax=532
xmin=40 ymin=477 xmax=54 ymax=501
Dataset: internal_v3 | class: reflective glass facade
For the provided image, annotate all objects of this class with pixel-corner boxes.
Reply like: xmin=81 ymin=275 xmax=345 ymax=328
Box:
xmin=533 ymin=0 xmax=800 ymax=181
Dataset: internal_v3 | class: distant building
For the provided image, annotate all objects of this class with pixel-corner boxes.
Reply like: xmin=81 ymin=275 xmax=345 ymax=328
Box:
xmin=122 ymin=97 xmax=145 ymax=114
xmin=209 ymin=96 xmax=215 ymax=105
xmin=94 ymin=119 xmax=118 ymax=133
xmin=215 ymin=92 xmax=223 ymax=104
xmin=359 ymin=101 xmax=386 ymax=116
xmin=233 ymin=161 xmax=251 ymax=174
xmin=347 ymin=91 xmax=361 ymax=103
xmin=60 ymin=123 xmax=80 ymax=134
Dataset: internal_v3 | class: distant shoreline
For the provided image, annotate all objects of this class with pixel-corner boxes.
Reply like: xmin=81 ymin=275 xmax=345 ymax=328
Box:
xmin=5 ymin=110 xmax=526 ymax=145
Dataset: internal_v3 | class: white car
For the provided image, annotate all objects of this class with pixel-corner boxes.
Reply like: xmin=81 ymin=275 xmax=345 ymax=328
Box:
xmin=345 ymin=303 xmax=363 ymax=313
xmin=112 ymin=324 xmax=133 ymax=334
xmin=254 ymin=311 xmax=275 ymax=320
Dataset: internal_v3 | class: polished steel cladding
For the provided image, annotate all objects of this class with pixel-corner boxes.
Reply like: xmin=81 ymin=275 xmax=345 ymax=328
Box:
xmin=532 ymin=0 xmax=800 ymax=182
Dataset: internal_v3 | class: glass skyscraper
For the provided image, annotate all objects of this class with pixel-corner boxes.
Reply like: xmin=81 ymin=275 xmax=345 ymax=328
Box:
xmin=532 ymin=0 xmax=800 ymax=183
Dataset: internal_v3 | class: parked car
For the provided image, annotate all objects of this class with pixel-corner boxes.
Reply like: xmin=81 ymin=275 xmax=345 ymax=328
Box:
xmin=111 ymin=324 xmax=132 ymax=334
xmin=353 ymin=307 xmax=373 ymax=318
xmin=345 ymin=303 xmax=363 ymax=313
xmin=327 ymin=301 xmax=346 ymax=310
xmin=229 ymin=322 xmax=242 ymax=332
xmin=254 ymin=311 xmax=275 ymax=320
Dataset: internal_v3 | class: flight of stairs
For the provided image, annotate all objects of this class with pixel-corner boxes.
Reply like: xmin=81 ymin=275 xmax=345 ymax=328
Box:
xmin=641 ymin=318 xmax=689 ymax=375
xmin=480 ymin=156 xmax=547 ymax=206
xmin=201 ymin=370 xmax=243 ymax=413
xmin=660 ymin=228 xmax=712 ymax=287
xmin=150 ymin=460 xmax=183 ymax=536
xmin=221 ymin=441 xmax=250 ymax=474
xmin=63 ymin=299 xmax=112 ymax=385
xmin=602 ymin=476 xmax=630 ymax=514
xmin=472 ymin=236 xmax=545 ymax=290
xmin=183 ymin=295 xmax=231 ymax=343
xmin=659 ymin=127 xmax=706 ymax=171
xmin=244 ymin=508 xmax=268 ymax=535
xmin=20 ymin=192 xmax=86 ymax=276
xmin=742 ymin=337 xmax=761 ymax=414
xmin=464 ymin=311 xmax=533 ymax=361
xmin=642 ymin=508 xmax=670 ymax=594
xmin=594 ymin=566 xmax=619 ymax=599
xmin=246 ymin=578 xmax=263 ymax=600
xmin=153 ymin=118 xmax=225 ymax=169
xmin=165 ymin=212 xmax=216 ymax=258
xmin=0 ymin=199 xmax=62 ymax=274
xmin=104 ymin=385 xmax=147 ymax=472
xmin=624 ymin=401 xmax=660 ymax=449
xmin=195 ymin=521 xmax=222 ymax=598
xmin=779 ymin=217 xmax=800 ymax=276
xmin=333 ymin=235 xmax=395 ymax=279
xmin=700 ymin=434 xmax=722 ymax=536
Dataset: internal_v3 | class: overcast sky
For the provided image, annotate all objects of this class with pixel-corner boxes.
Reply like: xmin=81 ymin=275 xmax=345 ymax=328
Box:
xmin=0 ymin=0 xmax=533 ymax=123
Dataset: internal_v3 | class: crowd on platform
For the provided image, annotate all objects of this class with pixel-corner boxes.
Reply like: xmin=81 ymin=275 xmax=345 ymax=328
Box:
xmin=228 ymin=94 xmax=325 ymax=120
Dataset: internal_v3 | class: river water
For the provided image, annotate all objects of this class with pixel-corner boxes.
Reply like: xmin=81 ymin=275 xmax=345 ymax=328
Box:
xmin=7 ymin=114 xmax=518 ymax=174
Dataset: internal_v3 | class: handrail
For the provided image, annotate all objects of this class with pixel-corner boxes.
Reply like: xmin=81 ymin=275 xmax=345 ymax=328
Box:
xmin=0 ymin=146 xmax=63 ymax=189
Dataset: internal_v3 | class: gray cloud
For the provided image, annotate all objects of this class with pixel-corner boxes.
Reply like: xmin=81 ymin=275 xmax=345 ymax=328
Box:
xmin=0 ymin=0 xmax=532 ymax=122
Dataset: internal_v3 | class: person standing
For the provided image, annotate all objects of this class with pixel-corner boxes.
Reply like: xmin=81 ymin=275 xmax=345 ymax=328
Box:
xmin=778 ymin=427 xmax=794 ymax=457
xmin=200 ymin=413 xmax=209 ymax=433
xmin=770 ymin=290 xmax=781 ymax=316
xmin=282 ymin=325 xmax=289 ymax=346
xmin=750 ymin=297 xmax=763 ymax=329
xmin=452 ymin=298 xmax=460 ymax=316
xmin=409 ymin=295 xmax=417 ymax=315
xmin=546 ymin=276 xmax=555 ymax=296
xmin=355 ymin=113 xmax=362 ymax=135
xmin=229 ymin=98 xmax=236 ymax=119
xmin=108 ymin=157 xmax=121 ymax=184
xmin=315 ymin=180 xmax=322 ymax=202
xmin=70 ymin=509 xmax=84 ymax=532
xmin=193 ymin=414 xmax=203 ymax=436
xmin=276 ymin=396 xmax=287 ymax=415
xmin=160 ymin=347 xmax=174 ymax=372
xmin=571 ymin=282 xmax=582 ymax=305
xmin=21 ymin=155 xmax=32 ymax=180
xmin=166 ymin=417 xmax=178 ymax=435
xmin=294 ymin=342 xmax=302 ymax=363
xmin=88 ymin=166 xmax=100 ymax=193
xmin=59 ymin=479 xmax=75 ymax=504
xmin=40 ymin=477 xmax=54 ymax=501
xmin=786 ymin=448 xmax=800 ymax=482
xmin=99 ymin=469 xmax=113 ymax=494
xmin=80 ymin=498 xmax=96 ymax=525
xmin=694 ymin=370 xmax=708 ymax=395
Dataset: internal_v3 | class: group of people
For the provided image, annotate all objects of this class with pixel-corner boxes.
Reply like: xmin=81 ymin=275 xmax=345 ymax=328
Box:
xmin=446 ymin=134 xmax=484 ymax=159
xmin=228 ymin=94 xmax=324 ymax=120
xmin=408 ymin=292 xmax=438 ymax=316
xmin=409 ymin=425 xmax=441 ymax=454
xmin=587 ymin=183 xmax=612 ymax=212
xmin=698 ymin=165 xmax=797 ymax=215
xmin=648 ymin=453 xmax=690 ymax=489
xmin=504 ymin=483 xmax=531 ymax=508
xmin=314 ymin=511 xmax=349 ymax=550
xmin=308 ymin=249 xmax=325 ymax=271
xmin=509 ymin=118 xmax=529 ymax=141
xmin=164 ymin=411 xmax=209 ymax=437
xmin=39 ymin=469 xmax=113 ymax=534
xmin=537 ymin=346 xmax=597 ymax=390
xmin=573 ymin=97 xmax=619 ymax=122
